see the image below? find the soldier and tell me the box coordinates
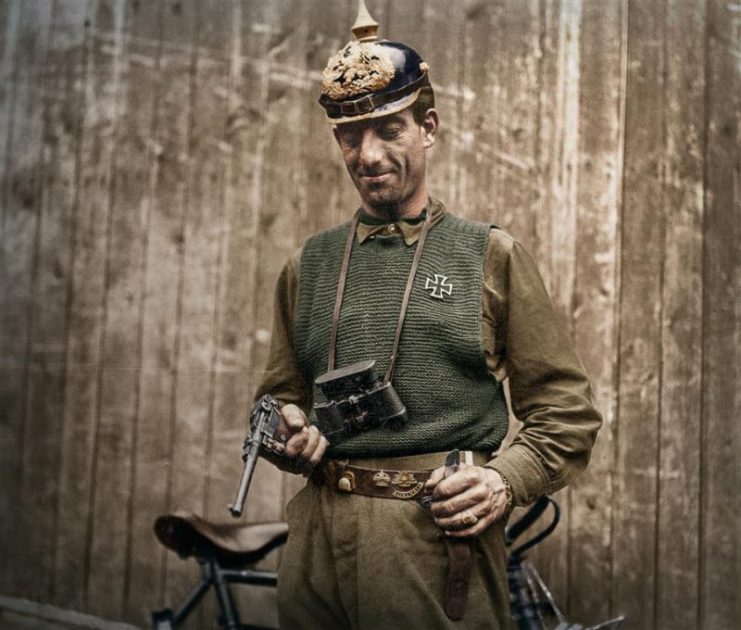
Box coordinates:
[255,2,602,628]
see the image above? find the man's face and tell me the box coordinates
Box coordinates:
[333,108,437,220]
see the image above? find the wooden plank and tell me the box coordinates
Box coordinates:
[567,0,625,624]
[655,1,706,628]
[17,0,89,604]
[458,0,542,236]
[0,0,21,224]
[87,369,139,618]
[542,0,581,308]
[123,0,197,624]
[18,365,66,600]
[611,0,665,626]
[85,0,161,619]
[0,0,24,596]
[28,0,88,367]
[163,0,232,620]
[700,0,741,627]
[0,0,54,598]
[526,0,582,611]
[53,0,128,612]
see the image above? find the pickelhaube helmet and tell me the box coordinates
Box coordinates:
[319,0,432,124]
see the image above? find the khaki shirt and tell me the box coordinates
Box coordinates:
[255,201,602,506]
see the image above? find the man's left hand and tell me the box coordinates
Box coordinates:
[425,465,510,537]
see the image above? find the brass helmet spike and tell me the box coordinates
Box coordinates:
[351,0,379,42]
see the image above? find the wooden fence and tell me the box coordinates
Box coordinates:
[0,0,738,628]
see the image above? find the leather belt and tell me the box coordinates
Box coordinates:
[312,451,489,501]
[314,459,434,500]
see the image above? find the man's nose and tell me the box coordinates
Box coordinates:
[357,130,383,167]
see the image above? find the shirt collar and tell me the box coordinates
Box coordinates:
[355,198,446,245]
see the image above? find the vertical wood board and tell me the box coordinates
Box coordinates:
[86,0,160,618]
[699,0,741,627]
[611,0,666,624]
[54,0,127,611]
[656,1,706,628]
[568,0,625,622]
[19,0,90,605]
[125,0,198,623]
[0,0,54,599]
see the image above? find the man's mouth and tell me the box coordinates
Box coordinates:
[359,171,394,183]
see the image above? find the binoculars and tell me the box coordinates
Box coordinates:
[313,360,407,443]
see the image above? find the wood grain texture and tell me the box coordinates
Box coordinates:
[0,0,25,596]
[124,0,197,624]
[568,0,625,623]
[528,1,583,611]
[700,0,741,628]
[19,0,89,605]
[656,2,706,628]
[162,0,231,623]
[0,0,54,600]
[611,0,665,625]
[54,0,126,611]
[85,0,159,618]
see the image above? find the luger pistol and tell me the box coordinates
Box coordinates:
[228,394,286,518]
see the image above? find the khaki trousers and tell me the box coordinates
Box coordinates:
[277,478,512,630]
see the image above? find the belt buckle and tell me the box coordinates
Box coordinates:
[342,94,375,116]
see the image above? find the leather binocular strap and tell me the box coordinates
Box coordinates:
[443,538,473,621]
[327,208,433,381]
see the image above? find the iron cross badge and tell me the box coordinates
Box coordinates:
[424,274,453,299]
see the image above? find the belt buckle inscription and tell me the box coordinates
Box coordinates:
[391,471,423,499]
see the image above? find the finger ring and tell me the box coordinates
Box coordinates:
[461,510,478,526]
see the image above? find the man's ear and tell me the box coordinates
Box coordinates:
[421,108,439,148]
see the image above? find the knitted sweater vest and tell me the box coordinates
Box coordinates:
[294,212,509,458]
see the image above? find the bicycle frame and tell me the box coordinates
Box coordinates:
[151,555,278,630]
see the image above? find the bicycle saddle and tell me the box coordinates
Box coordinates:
[154,512,289,567]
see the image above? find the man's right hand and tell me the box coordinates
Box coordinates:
[267,404,329,475]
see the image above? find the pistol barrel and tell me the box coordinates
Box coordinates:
[228,446,259,518]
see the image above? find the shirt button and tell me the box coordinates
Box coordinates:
[388,225,397,233]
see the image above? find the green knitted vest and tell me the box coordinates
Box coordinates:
[294,210,509,457]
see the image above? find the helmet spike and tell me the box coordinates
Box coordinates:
[351,0,379,42]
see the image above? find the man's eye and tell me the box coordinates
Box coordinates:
[379,126,402,140]
[339,133,361,148]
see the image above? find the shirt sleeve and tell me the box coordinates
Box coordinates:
[253,248,312,411]
[483,230,603,505]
